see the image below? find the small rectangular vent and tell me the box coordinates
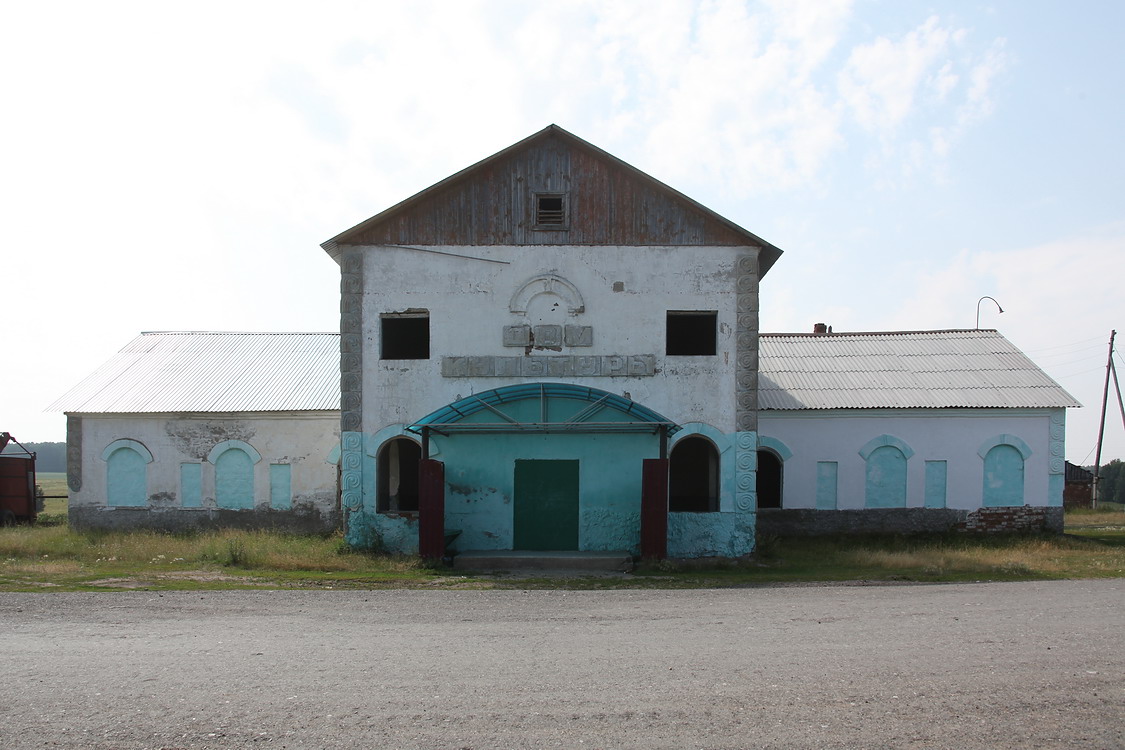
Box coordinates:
[534,193,568,229]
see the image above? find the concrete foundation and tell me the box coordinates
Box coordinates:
[68,505,340,534]
[757,506,1063,536]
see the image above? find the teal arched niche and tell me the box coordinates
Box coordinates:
[979,435,1031,507]
[101,439,153,507]
[860,435,913,509]
[207,440,262,510]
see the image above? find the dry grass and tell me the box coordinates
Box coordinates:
[842,535,1125,579]
[0,526,428,581]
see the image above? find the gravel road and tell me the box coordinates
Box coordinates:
[1,580,1122,749]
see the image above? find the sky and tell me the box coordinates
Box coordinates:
[2,0,1123,464]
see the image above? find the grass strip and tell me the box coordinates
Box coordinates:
[0,513,1122,591]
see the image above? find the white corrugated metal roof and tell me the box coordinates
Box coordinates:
[52,328,1078,415]
[760,329,1080,410]
[50,332,340,413]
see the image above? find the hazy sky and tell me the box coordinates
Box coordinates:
[3,1,1123,463]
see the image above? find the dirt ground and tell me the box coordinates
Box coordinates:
[1,579,1122,749]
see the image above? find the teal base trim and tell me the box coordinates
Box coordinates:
[347,508,419,553]
[668,512,756,558]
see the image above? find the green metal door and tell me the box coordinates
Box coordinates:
[514,459,579,550]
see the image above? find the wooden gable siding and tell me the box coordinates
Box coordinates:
[345,136,751,247]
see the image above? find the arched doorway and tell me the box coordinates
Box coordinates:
[377,438,421,513]
[669,436,719,512]
[756,450,782,508]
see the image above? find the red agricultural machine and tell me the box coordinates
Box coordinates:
[0,432,40,525]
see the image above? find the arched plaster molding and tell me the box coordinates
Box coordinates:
[670,422,732,455]
[101,439,153,464]
[368,424,436,459]
[757,435,793,462]
[509,274,585,315]
[858,434,915,460]
[977,434,1032,460]
[207,439,262,465]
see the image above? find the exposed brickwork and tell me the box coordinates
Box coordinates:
[956,506,1063,533]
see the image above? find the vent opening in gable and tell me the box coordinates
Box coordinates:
[534,193,567,228]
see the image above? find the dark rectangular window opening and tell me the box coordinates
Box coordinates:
[534,192,568,229]
[666,311,717,355]
[381,314,429,360]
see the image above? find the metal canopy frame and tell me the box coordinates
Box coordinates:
[406,382,681,438]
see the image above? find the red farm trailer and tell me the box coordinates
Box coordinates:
[0,432,40,525]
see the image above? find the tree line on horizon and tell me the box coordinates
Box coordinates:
[0,441,66,472]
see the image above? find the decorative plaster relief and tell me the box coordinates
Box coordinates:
[1048,411,1065,475]
[533,325,563,348]
[66,415,82,492]
[340,250,363,434]
[734,431,757,511]
[734,252,759,432]
[503,325,531,346]
[442,355,656,377]
[564,325,593,347]
[509,274,585,315]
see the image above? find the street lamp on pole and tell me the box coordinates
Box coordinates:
[976,296,1004,329]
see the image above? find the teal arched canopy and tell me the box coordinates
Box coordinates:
[409,383,680,435]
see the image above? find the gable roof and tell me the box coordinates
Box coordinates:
[759,329,1080,410]
[322,124,783,275]
[49,332,340,414]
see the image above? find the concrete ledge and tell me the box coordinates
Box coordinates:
[453,550,634,573]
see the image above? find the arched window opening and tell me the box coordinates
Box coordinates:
[669,437,719,512]
[983,444,1025,507]
[378,438,421,513]
[756,450,783,508]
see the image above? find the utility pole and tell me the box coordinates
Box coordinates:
[1093,329,1116,508]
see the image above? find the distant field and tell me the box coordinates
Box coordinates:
[35,472,67,516]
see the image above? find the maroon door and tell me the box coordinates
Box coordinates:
[418,459,445,559]
[640,458,669,559]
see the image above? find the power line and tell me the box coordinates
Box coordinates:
[1024,335,1110,354]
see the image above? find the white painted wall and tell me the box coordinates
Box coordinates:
[759,409,1059,509]
[71,412,340,512]
[360,244,756,431]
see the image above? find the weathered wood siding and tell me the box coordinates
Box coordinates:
[342,133,751,247]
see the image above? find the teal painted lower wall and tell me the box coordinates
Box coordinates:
[668,512,756,557]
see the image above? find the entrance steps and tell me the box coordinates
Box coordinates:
[452,550,634,573]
